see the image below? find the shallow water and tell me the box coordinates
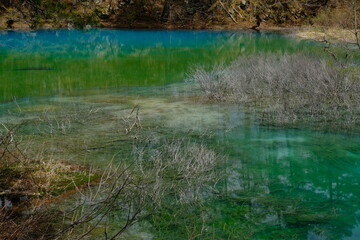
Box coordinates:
[0,30,360,240]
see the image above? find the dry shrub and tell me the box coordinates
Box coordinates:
[192,54,360,128]
[56,139,222,239]
[135,139,221,202]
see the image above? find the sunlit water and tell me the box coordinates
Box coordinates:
[0,30,359,240]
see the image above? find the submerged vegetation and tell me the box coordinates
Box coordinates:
[193,53,360,131]
[0,96,225,239]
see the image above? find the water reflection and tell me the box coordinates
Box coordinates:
[216,126,360,239]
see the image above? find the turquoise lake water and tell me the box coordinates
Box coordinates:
[0,29,359,240]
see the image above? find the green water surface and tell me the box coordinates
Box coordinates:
[0,29,318,102]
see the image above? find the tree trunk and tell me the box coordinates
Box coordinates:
[161,0,171,22]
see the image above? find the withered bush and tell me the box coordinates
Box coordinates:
[192,54,360,128]
[56,139,222,239]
